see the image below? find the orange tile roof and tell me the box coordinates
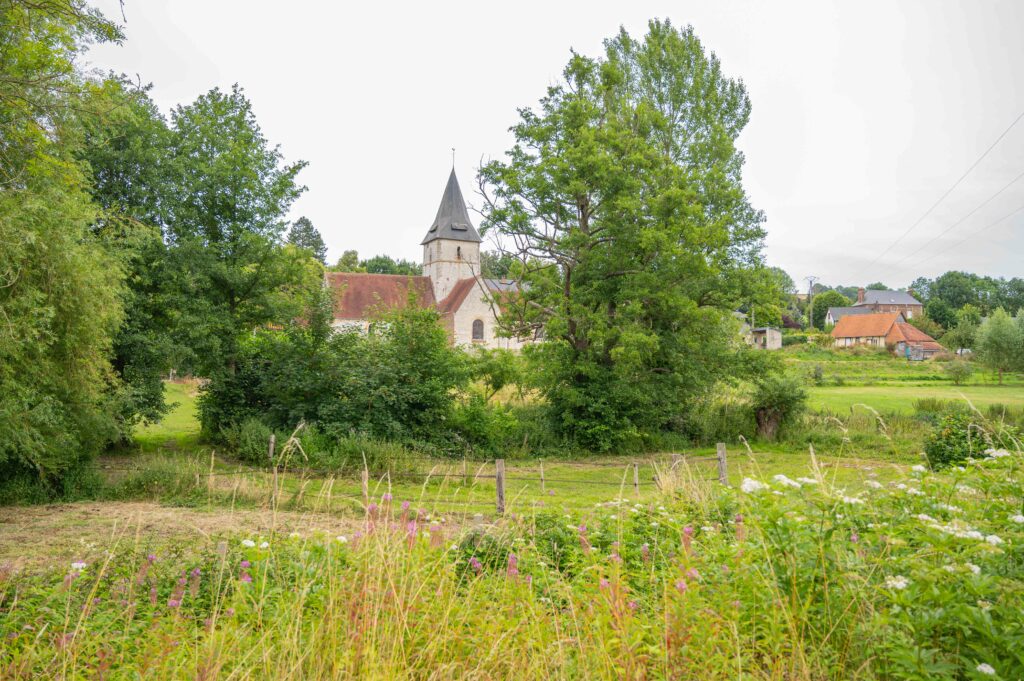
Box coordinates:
[830,312,903,339]
[324,272,435,319]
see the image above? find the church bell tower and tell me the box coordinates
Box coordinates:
[421,169,481,302]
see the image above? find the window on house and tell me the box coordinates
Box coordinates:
[472,319,484,341]
[457,246,462,260]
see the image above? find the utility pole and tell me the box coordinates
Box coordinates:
[805,276,819,329]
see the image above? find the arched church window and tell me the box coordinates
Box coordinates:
[472,319,484,341]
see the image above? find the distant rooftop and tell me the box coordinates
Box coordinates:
[855,289,921,306]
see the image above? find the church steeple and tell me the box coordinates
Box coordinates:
[421,169,482,245]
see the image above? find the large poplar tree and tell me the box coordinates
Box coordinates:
[480,20,768,450]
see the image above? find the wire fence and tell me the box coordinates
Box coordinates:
[94,443,732,518]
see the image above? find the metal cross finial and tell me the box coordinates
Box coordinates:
[451,147,455,168]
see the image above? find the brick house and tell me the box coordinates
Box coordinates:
[830,312,942,359]
[852,288,923,319]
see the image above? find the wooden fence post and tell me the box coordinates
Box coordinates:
[268,434,277,504]
[716,443,728,485]
[462,457,468,486]
[633,462,640,498]
[495,459,506,515]
[539,461,546,495]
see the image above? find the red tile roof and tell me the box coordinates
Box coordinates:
[830,312,904,339]
[324,272,435,319]
[438,278,477,314]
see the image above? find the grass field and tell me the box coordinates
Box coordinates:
[133,381,202,452]
[808,383,1024,414]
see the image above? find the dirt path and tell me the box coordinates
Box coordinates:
[0,501,365,572]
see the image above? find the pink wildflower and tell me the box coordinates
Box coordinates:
[641,543,651,563]
[686,568,700,580]
[507,553,519,578]
[682,526,694,555]
[469,556,482,575]
[599,578,610,590]
[850,532,860,543]
[167,598,181,608]
[149,586,157,605]
[675,579,688,594]
[239,572,252,583]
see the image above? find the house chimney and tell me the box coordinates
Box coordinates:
[857,287,865,304]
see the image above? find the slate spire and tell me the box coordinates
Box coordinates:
[421,169,482,245]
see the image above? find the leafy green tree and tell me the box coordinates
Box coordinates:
[974,308,1023,384]
[164,85,311,376]
[811,290,850,330]
[480,251,516,279]
[924,298,954,329]
[361,254,422,275]
[907,314,944,339]
[287,216,327,264]
[751,374,807,440]
[331,250,364,272]
[480,20,766,450]
[865,282,888,290]
[0,0,126,488]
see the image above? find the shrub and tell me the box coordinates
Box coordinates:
[235,418,274,464]
[924,412,991,468]
[782,333,808,347]
[750,374,807,440]
[944,360,974,385]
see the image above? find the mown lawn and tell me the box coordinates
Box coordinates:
[133,381,202,452]
[808,384,1024,414]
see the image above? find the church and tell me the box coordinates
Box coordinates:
[325,169,528,350]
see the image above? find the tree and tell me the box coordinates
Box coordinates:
[331,250,363,272]
[865,282,888,290]
[751,374,807,440]
[974,308,1022,384]
[480,250,516,279]
[1,0,127,488]
[287,216,327,264]
[907,314,944,339]
[925,298,955,330]
[810,290,850,330]
[164,85,311,376]
[480,20,766,450]
[361,254,422,275]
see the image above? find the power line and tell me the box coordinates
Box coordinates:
[866,107,1024,271]
[913,200,1024,268]
[891,166,1024,266]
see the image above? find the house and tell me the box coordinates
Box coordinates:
[852,287,923,319]
[825,306,875,326]
[830,312,942,359]
[749,327,782,350]
[325,169,529,350]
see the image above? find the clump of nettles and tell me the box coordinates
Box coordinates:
[924,410,1021,468]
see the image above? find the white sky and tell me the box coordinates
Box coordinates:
[85,0,1024,290]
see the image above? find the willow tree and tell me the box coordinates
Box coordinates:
[480,20,768,450]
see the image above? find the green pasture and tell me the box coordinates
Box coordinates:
[808,384,1024,414]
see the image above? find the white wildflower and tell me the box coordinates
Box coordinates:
[740,478,767,494]
[773,474,802,489]
[894,483,907,490]
[70,561,87,571]
[650,521,659,527]
[986,448,1011,459]
[241,539,256,548]
[935,503,962,513]
[796,476,818,485]
[864,480,883,489]
[288,532,302,539]
[1011,514,1024,524]
[259,541,269,549]
[884,575,910,590]
[977,600,992,611]
[701,525,716,533]
[985,534,1004,546]
[916,514,936,523]
[841,496,864,505]
[906,488,924,496]
[967,563,981,575]
[609,514,617,520]
[976,662,996,675]
[335,535,348,544]
[911,464,927,473]
[942,565,957,573]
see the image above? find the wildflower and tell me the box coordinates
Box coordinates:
[773,474,801,489]
[864,480,883,489]
[259,541,269,549]
[336,535,348,544]
[1011,514,1024,524]
[650,521,659,528]
[241,539,256,548]
[906,488,924,496]
[686,568,700,580]
[916,514,936,523]
[640,543,650,563]
[985,534,1004,546]
[884,575,910,590]
[985,448,1011,459]
[740,478,766,494]
[382,492,393,502]
[841,496,864,505]
[942,565,957,573]
[147,553,157,563]
[149,586,158,605]
[239,573,252,583]
[70,561,87,571]
[288,532,301,539]
[977,600,992,611]
[850,532,859,543]
[911,464,927,473]
[507,553,519,578]
[240,560,251,568]
[167,598,181,608]
[675,579,687,594]
[469,556,482,575]
[976,663,996,675]
[796,476,818,485]
[967,563,981,575]
[599,578,610,590]
[628,600,638,612]
[935,503,962,513]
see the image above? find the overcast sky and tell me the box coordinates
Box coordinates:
[86,0,1024,290]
